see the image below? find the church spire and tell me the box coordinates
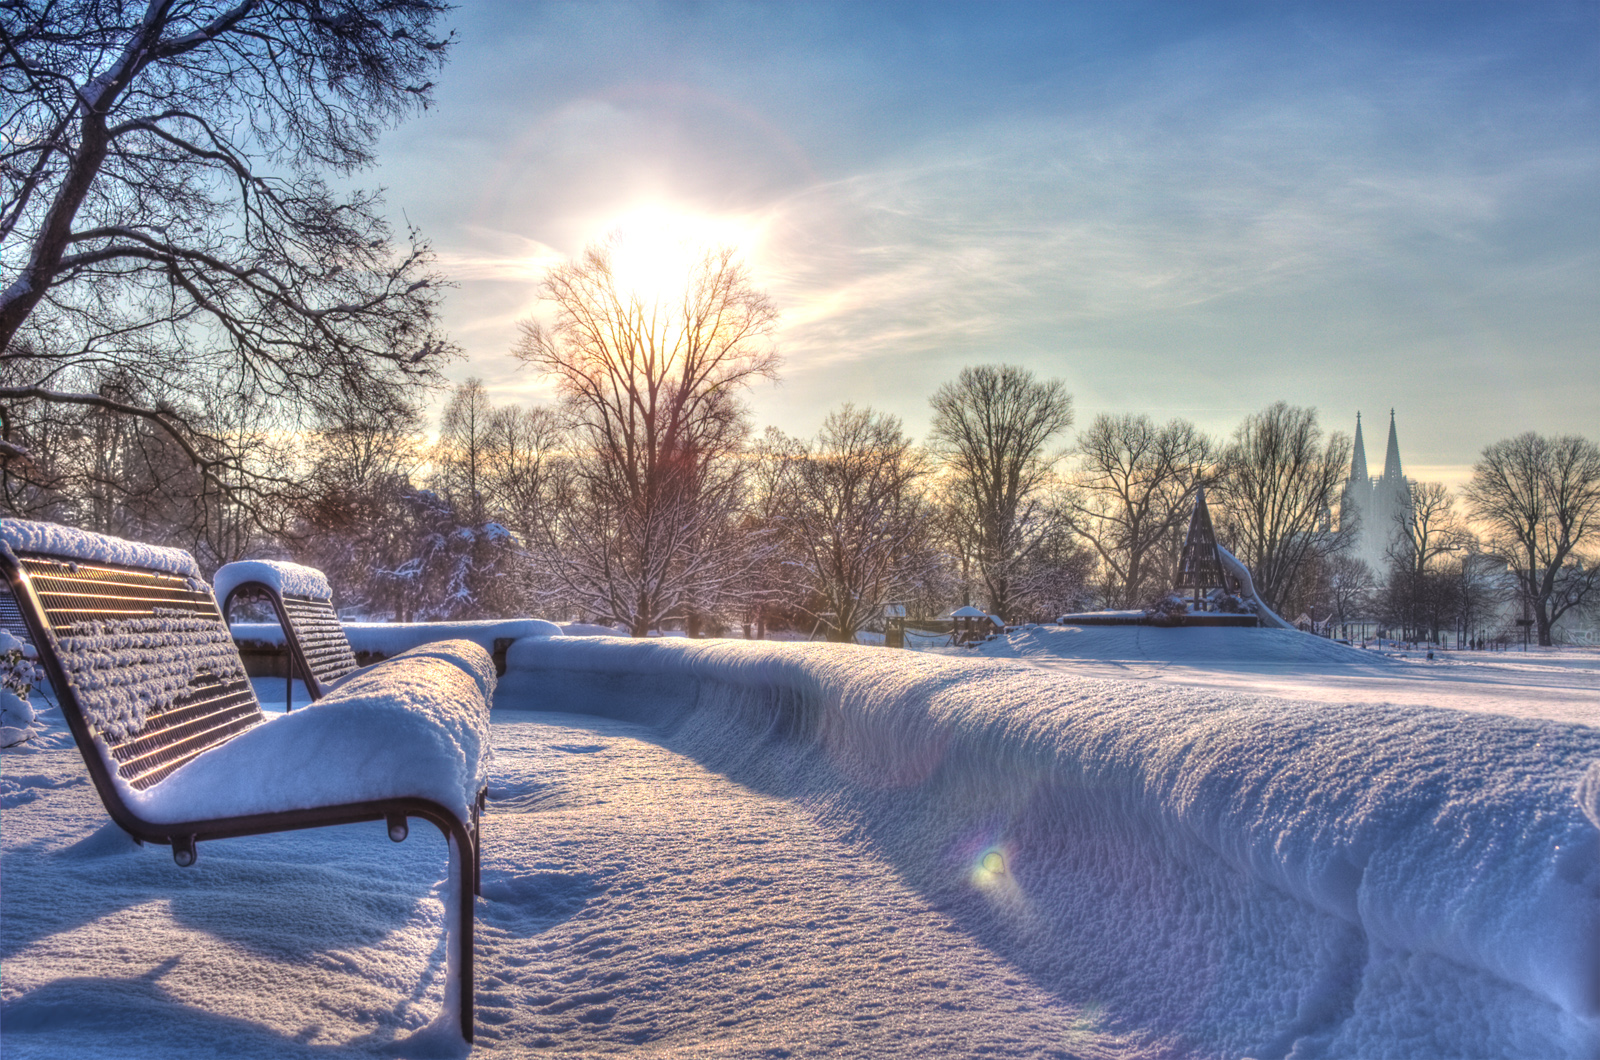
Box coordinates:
[1382,408,1403,483]
[1350,411,1369,483]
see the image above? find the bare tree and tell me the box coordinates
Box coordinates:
[1464,432,1600,646]
[1,0,456,508]
[1067,413,1213,608]
[296,394,428,618]
[1387,481,1464,577]
[1213,402,1351,613]
[485,403,566,550]
[927,365,1073,620]
[434,379,497,527]
[512,235,779,635]
[1324,552,1375,640]
[773,405,933,642]
[1377,480,1466,641]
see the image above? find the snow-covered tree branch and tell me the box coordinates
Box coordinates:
[0,0,457,507]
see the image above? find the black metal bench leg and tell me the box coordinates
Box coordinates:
[453,827,475,1044]
[472,789,485,897]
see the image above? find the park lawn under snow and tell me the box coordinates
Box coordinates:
[3,627,1598,1058]
[961,624,1600,729]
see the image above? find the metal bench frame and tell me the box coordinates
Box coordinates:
[219,575,359,703]
[4,545,484,1043]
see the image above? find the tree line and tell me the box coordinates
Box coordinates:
[9,228,1594,645]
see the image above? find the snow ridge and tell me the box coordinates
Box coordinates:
[1,518,201,579]
[502,636,1600,1058]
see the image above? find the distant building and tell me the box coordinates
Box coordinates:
[1339,410,1411,574]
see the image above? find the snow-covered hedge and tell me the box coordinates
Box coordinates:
[499,636,1600,1058]
[230,618,561,661]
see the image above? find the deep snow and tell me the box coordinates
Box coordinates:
[3,626,1597,1058]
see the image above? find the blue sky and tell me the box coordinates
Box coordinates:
[376,1,1599,484]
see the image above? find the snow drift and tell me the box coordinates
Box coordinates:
[500,636,1600,1058]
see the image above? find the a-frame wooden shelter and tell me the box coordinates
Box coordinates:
[1173,487,1225,608]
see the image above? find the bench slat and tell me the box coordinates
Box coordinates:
[20,555,265,790]
[280,595,358,688]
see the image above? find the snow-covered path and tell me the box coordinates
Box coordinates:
[2,703,1108,1059]
[476,709,1104,1057]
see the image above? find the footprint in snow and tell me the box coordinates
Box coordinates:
[479,871,604,937]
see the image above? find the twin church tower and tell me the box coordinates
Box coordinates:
[1339,410,1411,573]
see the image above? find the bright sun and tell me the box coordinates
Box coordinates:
[603,205,758,306]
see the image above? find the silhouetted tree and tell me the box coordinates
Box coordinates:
[1,0,456,512]
[1213,403,1351,613]
[1464,432,1600,646]
[1067,413,1213,608]
[771,405,934,642]
[928,365,1073,621]
[513,235,778,634]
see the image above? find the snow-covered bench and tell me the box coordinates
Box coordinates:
[214,559,359,702]
[0,519,492,1044]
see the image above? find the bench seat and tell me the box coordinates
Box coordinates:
[119,640,493,825]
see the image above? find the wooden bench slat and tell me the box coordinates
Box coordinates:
[19,555,264,789]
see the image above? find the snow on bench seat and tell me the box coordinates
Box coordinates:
[121,640,494,824]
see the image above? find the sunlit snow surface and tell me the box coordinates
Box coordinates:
[974,624,1600,728]
[4,628,1598,1058]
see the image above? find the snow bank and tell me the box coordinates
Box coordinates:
[229,619,560,661]
[996,622,1378,668]
[124,640,495,823]
[213,559,334,604]
[501,637,1600,1058]
[0,518,200,579]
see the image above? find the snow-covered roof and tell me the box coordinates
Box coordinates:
[214,559,334,605]
[1,518,200,579]
[949,605,988,618]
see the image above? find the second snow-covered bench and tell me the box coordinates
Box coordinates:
[215,559,359,703]
[0,519,492,1043]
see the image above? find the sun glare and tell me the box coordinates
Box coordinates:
[602,205,759,306]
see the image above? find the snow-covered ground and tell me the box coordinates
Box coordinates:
[959,624,1600,728]
[4,629,1598,1058]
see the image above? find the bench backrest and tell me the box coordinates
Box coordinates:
[272,593,359,694]
[3,537,264,794]
[216,561,358,698]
